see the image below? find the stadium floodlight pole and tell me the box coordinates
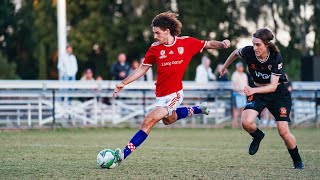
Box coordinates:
[57,0,67,76]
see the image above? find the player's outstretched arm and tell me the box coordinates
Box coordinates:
[205,39,230,49]
[113,64,150,97]
[219,49,239,77]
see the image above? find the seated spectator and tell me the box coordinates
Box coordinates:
[215,64,229,81]
[129,60,145,81]
[80,68,95,81]
[111,53,130,80]
[96,75,103,81]
[141,57,153,82]
[195,56,216,83]
[129,60,140,74]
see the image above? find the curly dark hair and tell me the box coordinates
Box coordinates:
[151,12,182,36]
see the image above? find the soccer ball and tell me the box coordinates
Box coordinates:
[97,149,117,169]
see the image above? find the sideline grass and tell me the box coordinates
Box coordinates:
[0,128,319,179]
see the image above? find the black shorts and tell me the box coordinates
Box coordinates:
[244,83,291,122]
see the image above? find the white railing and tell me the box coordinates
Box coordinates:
[0,80,319,128]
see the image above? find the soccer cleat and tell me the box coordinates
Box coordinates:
[293,161,305,169]
[248,133,265,155]
[199,102,210,115]
[114,148,124,164]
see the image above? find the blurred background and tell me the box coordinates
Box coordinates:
[0,0,319,128]
[0,0,319,81]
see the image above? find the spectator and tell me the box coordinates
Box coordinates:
[80,68,95,81]
[215,64,229,81]
[129,59,154,82]
[129,60,140,74]
[129,60,144,81]
[231,62,248,128]
[140,57,153,82]
[111,53,130,80]
[96,75,103,81]
[195,56,216,83]
[57,45,78,81]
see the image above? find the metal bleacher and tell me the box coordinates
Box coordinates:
[0,80,319,128]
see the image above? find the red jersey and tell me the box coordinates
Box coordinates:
[142,36,207,97]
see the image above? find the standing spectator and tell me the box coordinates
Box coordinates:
[231,62,248,128]
[215,64,229,81]
[195,56,216,83]
[111,53,130,80]
[57,45,78,81]
[80,68,95,81]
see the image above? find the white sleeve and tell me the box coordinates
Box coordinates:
[195,65,202,82]
[231,73,236,88]
[71,55,78,76]
[57,55,65,73]
[74,56,78,74]
[207,67,216,80]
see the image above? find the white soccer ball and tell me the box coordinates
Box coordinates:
[97,149,117,169]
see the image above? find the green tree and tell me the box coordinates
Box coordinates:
[0,0,51,79]
[0,52,19,79]
[32,1,57,79]
[178,0,248,79]
[310,0,320,55]
[66,0,169,79]
[242,0,319,80]
[0,0,19,79]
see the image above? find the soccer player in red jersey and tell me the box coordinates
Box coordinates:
[112,12,230,165]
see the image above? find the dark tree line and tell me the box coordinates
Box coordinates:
[0,0,318,80]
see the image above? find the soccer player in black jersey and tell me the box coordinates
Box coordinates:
[220,28,304,169]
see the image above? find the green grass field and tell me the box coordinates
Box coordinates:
[0,127,319,179]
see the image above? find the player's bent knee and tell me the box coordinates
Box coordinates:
[242,123,250,130]
[241,119,251,128]
[162,114,176,125]
[162,119,170,125]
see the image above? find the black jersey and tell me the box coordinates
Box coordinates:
[238,46,287,84]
